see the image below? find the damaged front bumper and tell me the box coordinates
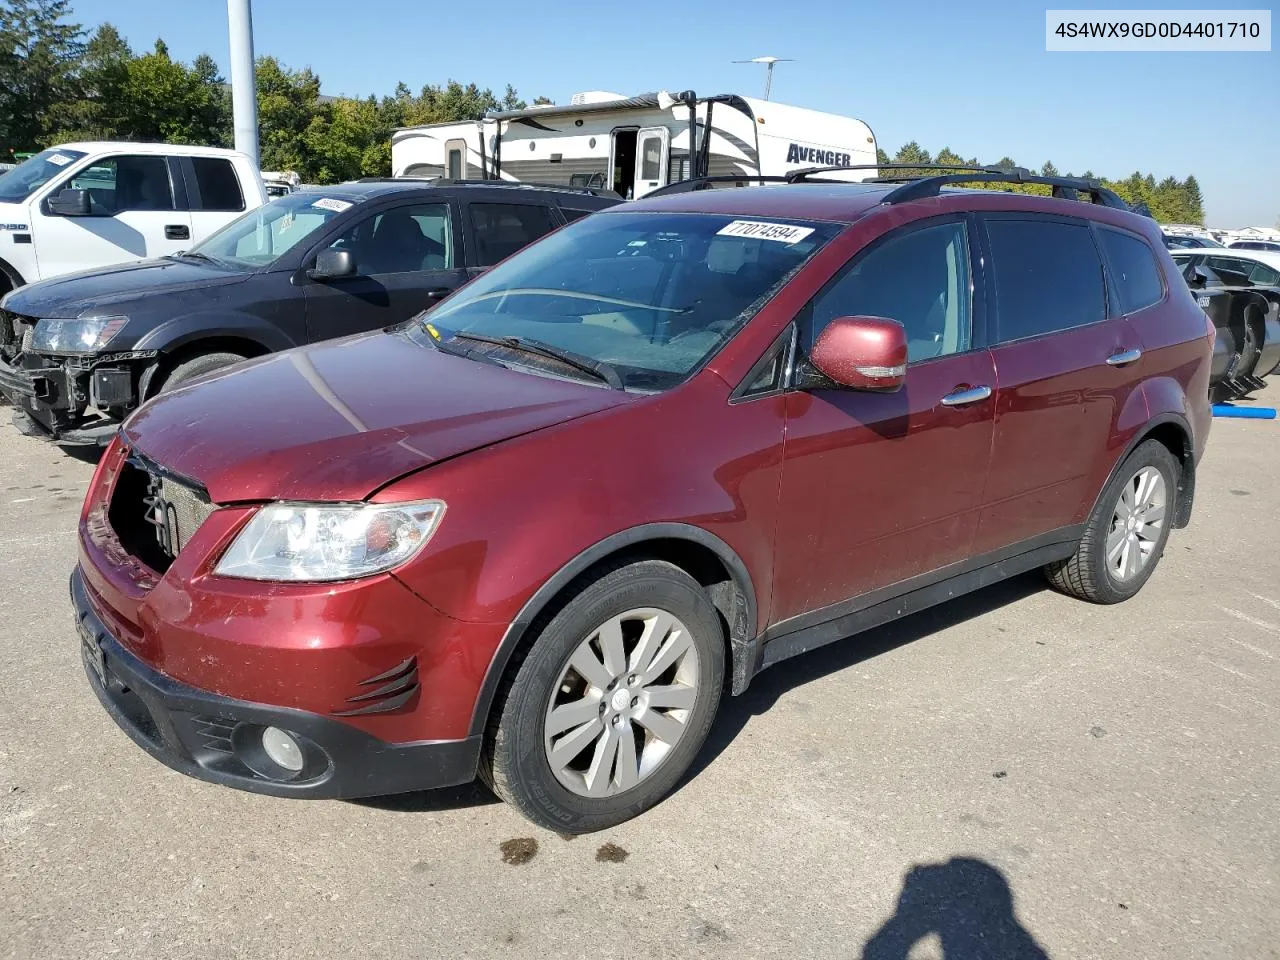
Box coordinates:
[0,350,156,445]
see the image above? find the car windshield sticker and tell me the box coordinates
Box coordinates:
[716,220,815,245]
[311,197,353,213]
[47,153,73,166]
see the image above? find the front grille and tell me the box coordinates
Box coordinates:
[108,454,216,572]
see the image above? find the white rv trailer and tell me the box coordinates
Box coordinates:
[391,90,878,199]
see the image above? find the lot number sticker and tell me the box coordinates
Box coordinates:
[47,154,73,166]
[311,197,353,213]
[717,220,815,244]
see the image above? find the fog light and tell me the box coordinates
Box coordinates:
[261,726,304,772]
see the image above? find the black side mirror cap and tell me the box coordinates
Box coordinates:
[307,248,356,281]
[48,188,91,217]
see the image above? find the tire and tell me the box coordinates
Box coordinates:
[480,559,726,833]
[155,351,246,395]
[1044,440,1180,604]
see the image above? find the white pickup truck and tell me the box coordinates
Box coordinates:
[0,142,266,296]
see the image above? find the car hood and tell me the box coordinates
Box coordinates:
[121,330,630,503]
[3,257,248,317]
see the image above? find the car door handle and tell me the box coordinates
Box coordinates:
[424,287,451,300]
[1106,348,1142,366]
[940,385,993,407]
[165,224,190,240]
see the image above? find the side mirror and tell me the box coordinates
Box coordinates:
[48,188,91,217]
[808,315,908,392]
[307,248,357,281]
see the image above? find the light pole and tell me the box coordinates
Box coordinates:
[732,56,795,101]
[227,0,259,168]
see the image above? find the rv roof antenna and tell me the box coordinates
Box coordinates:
[732,56,795,100]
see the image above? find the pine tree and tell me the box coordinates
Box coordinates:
[0,0,86,149]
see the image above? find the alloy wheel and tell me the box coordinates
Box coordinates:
[1107,466,1167,582]
[543,607,700,798]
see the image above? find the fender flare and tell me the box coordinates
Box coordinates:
[1087,412,1196,529]
[465,522,759,738]
[133,312,296,355]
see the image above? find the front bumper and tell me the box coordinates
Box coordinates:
[72,567,483,799]
[0,353,137,444]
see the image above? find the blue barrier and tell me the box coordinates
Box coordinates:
[1211,404,1277,419]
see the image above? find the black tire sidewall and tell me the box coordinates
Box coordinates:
[491,561,725,833]
[1091,441,1180,602]
[158,352,245,394]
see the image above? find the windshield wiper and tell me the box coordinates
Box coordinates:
[170,250,223,266]
[452,332,625,390]
[428,334,508,369]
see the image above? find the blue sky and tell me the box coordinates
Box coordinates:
[72,0,1278,227]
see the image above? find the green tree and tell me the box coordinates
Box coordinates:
[116,39,229,144]
[48,21,130,139]
[1040,160,1058,177]
[0,0,86,149]
[875,147,890,167]
[255,55,323,177]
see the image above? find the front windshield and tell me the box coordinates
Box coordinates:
[423,211,841,391]
[0,148,87,203]
[190,191,362,267]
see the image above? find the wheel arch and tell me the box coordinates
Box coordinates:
[0,256,25,295]
[466,523,759,738]
[138,329,282,398]
[1092,413,1196,530]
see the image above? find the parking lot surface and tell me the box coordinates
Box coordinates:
[2,388,1278,960]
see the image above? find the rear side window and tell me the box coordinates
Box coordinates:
[191,158,244,212]
[986,218,1106,342]
[1098,228,1164,313]
[469,202,557,267]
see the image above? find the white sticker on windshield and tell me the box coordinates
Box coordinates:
[716,220,814,245]
[47,153,73,166]
[311,197,352,213]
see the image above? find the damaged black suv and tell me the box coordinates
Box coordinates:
[0,178,619,444]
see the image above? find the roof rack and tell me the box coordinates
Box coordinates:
[642,164,1133,211]
[353,177,622,199]
[644,175,793,198]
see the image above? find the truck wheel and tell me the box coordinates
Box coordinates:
[1044,440,1180,604]
[156,352,246,395]
[480,559,725,833]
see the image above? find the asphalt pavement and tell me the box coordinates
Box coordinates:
[2,386,1278,959]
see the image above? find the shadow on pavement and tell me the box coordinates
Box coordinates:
[862,856,1049,959]
[353,573,1044,817]
[348,779,499,813]
[691,571,1046,778]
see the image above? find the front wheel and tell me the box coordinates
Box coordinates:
[1044,440,1180,604]
[480,559,726,833]
[155,351,247,395]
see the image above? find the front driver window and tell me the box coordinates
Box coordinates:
[66,155,174,214]
[327,203,453,275]
[806,220,972,363]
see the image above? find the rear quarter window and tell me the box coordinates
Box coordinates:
[985,218,1106,343]
[191,157,245,212]
[1098,228,1164,313]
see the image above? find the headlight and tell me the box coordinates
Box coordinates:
[31,316,128,354]
[215,500,446,582]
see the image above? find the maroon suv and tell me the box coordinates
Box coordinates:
[73,173,1212,832]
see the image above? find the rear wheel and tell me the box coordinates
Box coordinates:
[155,351,246,395]
[480,559,725,833]
[1044,440,1180,604]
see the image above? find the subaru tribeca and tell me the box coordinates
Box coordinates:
[72,171,1212,832]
